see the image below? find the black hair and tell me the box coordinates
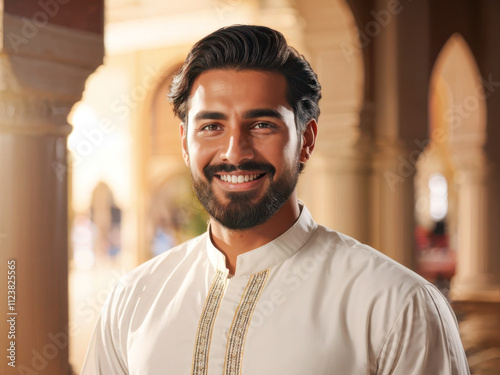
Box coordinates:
[168,25,321,134]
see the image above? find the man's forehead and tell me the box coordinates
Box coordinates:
[188,69,288,107]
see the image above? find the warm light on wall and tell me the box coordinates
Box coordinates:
[67,102,99,148]
[428,173,448,222]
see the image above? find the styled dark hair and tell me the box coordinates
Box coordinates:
[168,25,321,134]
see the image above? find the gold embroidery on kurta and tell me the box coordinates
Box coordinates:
[192,270,227,375]
[224,269,270,375]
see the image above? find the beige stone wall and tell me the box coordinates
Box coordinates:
[1,4,104,374]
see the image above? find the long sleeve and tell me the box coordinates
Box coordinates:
[376,284,470,375]
[80,284,128,375]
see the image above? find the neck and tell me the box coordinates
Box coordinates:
[209,192,301,275]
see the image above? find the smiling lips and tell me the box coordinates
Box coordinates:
[217,173,266,183]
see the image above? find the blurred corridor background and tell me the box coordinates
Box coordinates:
[1,0,500,374]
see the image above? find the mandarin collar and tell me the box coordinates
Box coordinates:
[206,203,318,277]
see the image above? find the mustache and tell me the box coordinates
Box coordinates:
[203,161,276,180]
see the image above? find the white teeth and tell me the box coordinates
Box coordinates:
[220,174,262,183]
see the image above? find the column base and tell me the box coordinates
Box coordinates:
[452,300,500,375]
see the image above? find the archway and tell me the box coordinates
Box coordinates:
[429,33,487,296]
[150,64,183,157]
[69,181,124,370]
[143,65,207,259]
[413,35,469,295]
[427,33,500,372]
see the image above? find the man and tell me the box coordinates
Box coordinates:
[82,25,469,374]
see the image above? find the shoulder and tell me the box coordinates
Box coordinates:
[310,224,428,291]
[107,232,208,308]
[126,232,206,281]
[305,226,464,368]
[306,225,437,326]
[376,283,468,373]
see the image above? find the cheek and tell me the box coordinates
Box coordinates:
[262,144,297,171]
[279,132,300,160]
[188,139,217,172]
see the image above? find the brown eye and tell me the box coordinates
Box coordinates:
[200,124,221,131]
[253,122,274,129]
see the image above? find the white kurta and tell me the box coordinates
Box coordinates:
[81,205,470,375]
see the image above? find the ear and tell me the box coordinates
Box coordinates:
[180,122,189,166]
[300,119,318,163]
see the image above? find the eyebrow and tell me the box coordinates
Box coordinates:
[243,108,283,120]
[194,111,227,122]
[193,108,284,122]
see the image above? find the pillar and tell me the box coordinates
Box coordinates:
[0,2,103,374]
[371,140,420,267]
[362,0,431,267]
[451,155,500,375]
[295,0,371,243]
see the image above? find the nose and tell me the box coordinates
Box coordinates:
[219,130,254,164]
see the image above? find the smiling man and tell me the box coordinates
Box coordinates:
[183,68,312,275]
[82,25,469,374]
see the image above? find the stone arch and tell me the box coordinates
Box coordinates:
[150,63,184,157]
[435,32,500,374]
[141,61,188,187]
[413,34,483,287]
[428,33,500,371]
[89,181,122,263]
[431,34,487,154]
[429,33,488,296]
[142,62,207,259]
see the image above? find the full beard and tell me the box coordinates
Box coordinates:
[191,160,300,231]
